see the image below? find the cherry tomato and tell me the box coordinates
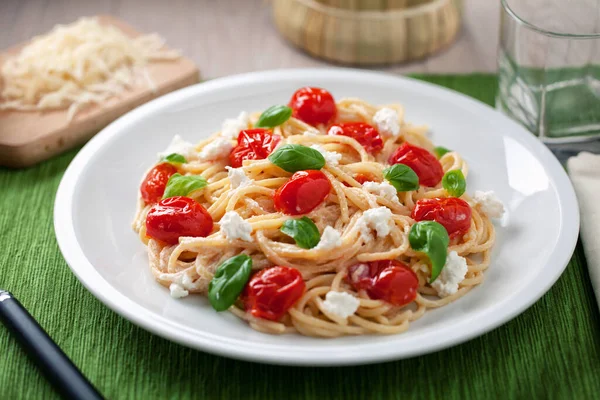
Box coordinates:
[288,87,337,126]
[411,197,472,239]
[274,170,332,215]
[140,163,178,204]
[146,196,213,245]
[241,266,306,321]
[328,122,383,155]
[388,142,443,187]
[229,128,281,168]
[343,173,375,187]
[347,260,418,307]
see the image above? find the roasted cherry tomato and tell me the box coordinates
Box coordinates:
[343,173,375,187]
[388,142,443,187]
[274,170,332,215]
[288,87,337,126]
[347,260,418,307]
[229,128,281,168]
[146,196,213,245]
[140,163,178,204]
[241,266,306,321]
[411,197,472,239]
[328,122,383,155]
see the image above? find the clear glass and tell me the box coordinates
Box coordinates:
[497,0,600,157]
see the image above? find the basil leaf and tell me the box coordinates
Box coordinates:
[409,221,449,283]
[383,164,419,192]
[268,144,325,172]
[163,173,207,199]
[280,217,321,249]
[161,153,187,164]
[442,170,466,197]
[255,105,293,128]
[208,255,253,311]
[434,146,451,159]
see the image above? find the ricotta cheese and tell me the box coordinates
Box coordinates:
[199,137,233,161]
[358,206,394,241]
[314,226,342,250]
[322,291,360,318]
[220,211,253,242]
[221,111,249,139]
[363,181,399,203]
[226,166,252,189]
[431,251,468,297]
[373,107,401,137]
[310,144,342,166]
[157,135,197,160]
[473,190,505,219]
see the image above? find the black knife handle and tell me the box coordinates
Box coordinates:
[0,290,103,400]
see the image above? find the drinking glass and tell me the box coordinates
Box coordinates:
[497,0,600,156]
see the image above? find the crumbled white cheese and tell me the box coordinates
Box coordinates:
[322,291,360,319]
[157,135,197,160]
[199,137,233,161]
[310,144,342,166]
[161,272,196,298]
[226,166,252,189]
[473,190,505,219]
[373,107,400,137]
[169,283,189,299]
[219,211,253,242]
[358,206,394,241]
[314,226,342,250]
[221,111,249,139]
[431,251,468,297]
[327,126,344,136]
[363,181,399,203]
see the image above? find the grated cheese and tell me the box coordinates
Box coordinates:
[0,17,180,121]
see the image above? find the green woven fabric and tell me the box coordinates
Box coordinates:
[1,74,599,400]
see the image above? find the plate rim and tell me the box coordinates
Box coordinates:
[54,68,580,366]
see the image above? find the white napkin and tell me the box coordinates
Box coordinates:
[568,152,600,306]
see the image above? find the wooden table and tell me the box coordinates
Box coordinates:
[1,0,500,78]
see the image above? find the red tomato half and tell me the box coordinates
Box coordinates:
[411,197,472,239]
[140,163,178,204]
[328,122,383,155]
[146,196,214,245]
[288,87,337,126]
[347,260,418,307]
[388,142,443,187]
[273,170,332,215]
[242,266,306,321]
[229,128,281,168]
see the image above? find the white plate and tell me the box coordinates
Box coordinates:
[54,69,579,366]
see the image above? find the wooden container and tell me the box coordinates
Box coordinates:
[272,0,463,65]
[314,0,433,10]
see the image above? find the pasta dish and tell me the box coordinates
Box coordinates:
[132,87,504,337]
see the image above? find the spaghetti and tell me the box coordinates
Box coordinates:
[133,89,501,337]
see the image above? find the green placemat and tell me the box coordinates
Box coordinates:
[1,74,599,400]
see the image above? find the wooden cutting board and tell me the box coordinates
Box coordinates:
[0,15,200,168]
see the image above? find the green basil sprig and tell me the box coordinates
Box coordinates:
[383,164,419,192]
[268,144,325,172]
[161,153,187,164]
[255,105,293,128]
[280,217,321,249]
[409,221,449,283]
[163,173,207,199]
[434,146,451,159]
[442,170,466,197]
[208,255,253,311]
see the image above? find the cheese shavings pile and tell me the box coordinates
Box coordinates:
[0,17,181,121]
